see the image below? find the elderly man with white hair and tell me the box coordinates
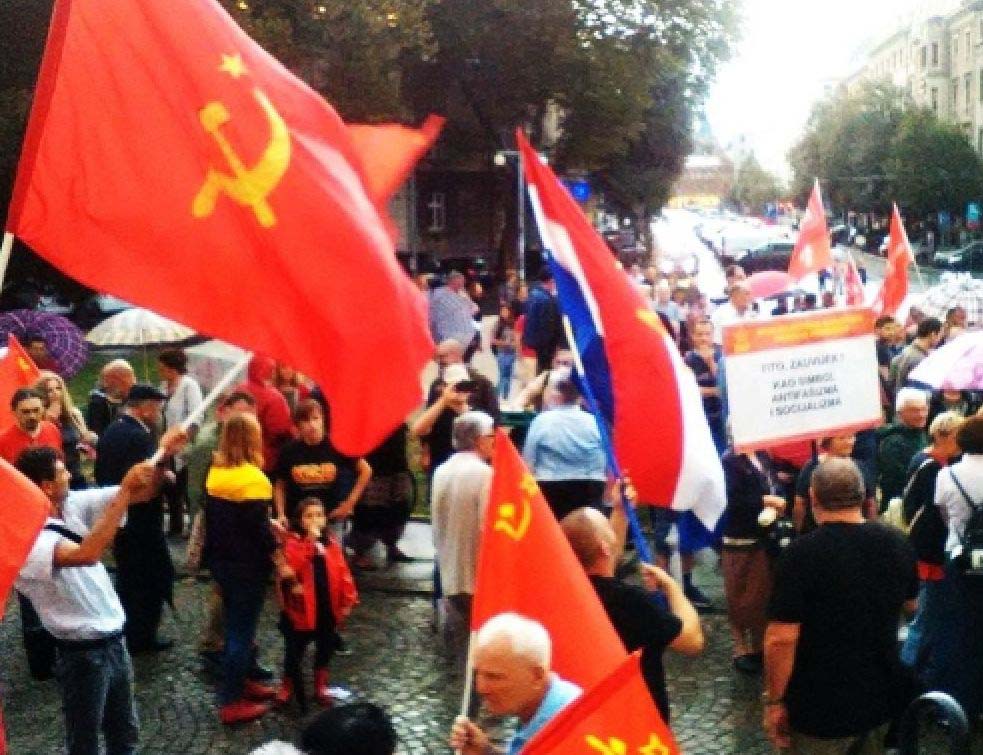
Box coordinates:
[878,388,930,509]
[431,411,496,658]
[449,613,581,755]
[710,279,756,345]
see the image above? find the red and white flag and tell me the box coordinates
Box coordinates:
[788,179,833,280]
[873,203,914,317]
[844,253,865,307]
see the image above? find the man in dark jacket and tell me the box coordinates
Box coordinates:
[522,268,562,373]
[877,388,930,508]
[95,384,176,653]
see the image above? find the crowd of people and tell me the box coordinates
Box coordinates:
[2,253,983,755]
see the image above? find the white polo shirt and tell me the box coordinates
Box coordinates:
[15,487,125,641]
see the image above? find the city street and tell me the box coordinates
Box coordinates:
[0,525,775,754]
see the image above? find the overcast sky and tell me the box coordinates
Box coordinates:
[704,0,960,178]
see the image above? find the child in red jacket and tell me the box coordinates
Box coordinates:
[275,497,357,710]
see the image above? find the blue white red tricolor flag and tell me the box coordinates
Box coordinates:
[517,131,725,529]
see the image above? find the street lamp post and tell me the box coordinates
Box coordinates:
[495,149,525,282]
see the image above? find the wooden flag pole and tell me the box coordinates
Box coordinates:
[453,631,478,754]
[0,232,15,296]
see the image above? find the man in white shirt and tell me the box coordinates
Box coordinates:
[711,280,757,344]
[430,411,495,660]
[15,431,183,755]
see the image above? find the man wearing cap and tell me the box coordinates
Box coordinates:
[95,384,176,653]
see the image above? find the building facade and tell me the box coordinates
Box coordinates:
[844,1,983,150]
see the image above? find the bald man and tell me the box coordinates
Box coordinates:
[561,507,703,721]
[86,359,136,436]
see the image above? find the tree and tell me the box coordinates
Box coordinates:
[788,82,904,213]
[887,108,983,217]
[729,152,784,214]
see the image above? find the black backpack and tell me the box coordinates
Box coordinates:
[19,523,84,680]
[904,459,947,567]
[950,470,983,581]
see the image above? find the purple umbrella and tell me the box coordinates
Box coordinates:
[0,310,89,379]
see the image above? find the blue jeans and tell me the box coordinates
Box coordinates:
[212,564,268,705]
[55,636,138,755]
[496,351,516,399]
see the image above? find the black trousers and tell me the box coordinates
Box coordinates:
[538,479,606,521]
[278,614,337,710]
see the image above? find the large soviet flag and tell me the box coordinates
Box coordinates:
[5,0,441,455]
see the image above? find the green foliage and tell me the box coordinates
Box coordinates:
[729,152,784,214]
[887,109,983,216]
[789,82,983,219]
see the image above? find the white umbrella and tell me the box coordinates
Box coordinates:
[918,274,983,327]
[909,330,983,390]
[86,308,195,347]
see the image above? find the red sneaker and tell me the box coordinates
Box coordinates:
[314,668,332,707]
[219,699,270,725]
[243,679,277,701]
[274,678,293,706]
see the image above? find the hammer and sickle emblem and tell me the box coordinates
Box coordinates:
[192,88,291,228]
[493,497,532,541]
[585,735,628,755]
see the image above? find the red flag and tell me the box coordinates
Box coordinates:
[0,336,41,435]
[472,429,625,690]
[788,179,833,280]
[6,0,441,456]
[348,116,444,208]
[844,253,865,307]
[517,132,724,530]
[523,652,680,755]
[0,457,50,617]
[873,203,913,317]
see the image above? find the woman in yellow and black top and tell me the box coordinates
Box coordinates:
[202,413,277,725]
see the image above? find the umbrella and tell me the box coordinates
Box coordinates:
[0,310,89,378]
[908,330,983,390]
[918,274,983,327]
[746,270,794,300]
[86,308,195,347]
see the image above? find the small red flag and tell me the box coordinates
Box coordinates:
[6,0,441,456]
[844,254,865,307]
[472,429,625,690]
[0,336,41,435]
[873,203,913,317]
[522,652,680,755]
[0,457,50,617]
[788,179,833,280]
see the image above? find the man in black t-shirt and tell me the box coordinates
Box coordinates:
[272,399,372,525]
[560,507,704,721]
[764,458,918,752]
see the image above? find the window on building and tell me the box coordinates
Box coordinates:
[933,42,940,66]
[967,73,973,112]
[954,78,960,107]
[921,46,928,68]
[932,86,939,113]
[427,192,446,233]
[980,69,983,101]
[968,31,973,60]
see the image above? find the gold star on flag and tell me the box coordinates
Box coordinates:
[638,734,670,755]
[219,53,247,78]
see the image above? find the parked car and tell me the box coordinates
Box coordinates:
[733,240,796,274]
[933,241,983,271]
[877,238,931,263]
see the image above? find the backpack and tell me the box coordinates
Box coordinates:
[904,459,947,566]
[949,470,983,580]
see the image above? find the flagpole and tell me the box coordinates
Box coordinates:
[454,630,478,755]
[562,316,653,564]
[0,232,15,297]
[148,350,252,465]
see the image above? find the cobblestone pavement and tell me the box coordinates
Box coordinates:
[1,531,783,755]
